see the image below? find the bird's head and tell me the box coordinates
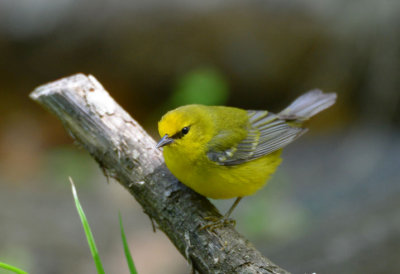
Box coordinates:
[157,105,212,151]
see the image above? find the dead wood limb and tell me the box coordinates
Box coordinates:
[30,74,290,274]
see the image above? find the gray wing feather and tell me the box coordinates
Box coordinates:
[207,110,306,166]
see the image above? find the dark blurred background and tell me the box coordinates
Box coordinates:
[1,0,399,273]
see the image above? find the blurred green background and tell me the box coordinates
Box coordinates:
[1,1,399,273]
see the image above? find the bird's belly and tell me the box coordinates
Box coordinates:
[164,150,282,199]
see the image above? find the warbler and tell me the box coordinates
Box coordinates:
[156,90,336,226]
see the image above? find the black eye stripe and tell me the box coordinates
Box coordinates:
[171,126,190,139]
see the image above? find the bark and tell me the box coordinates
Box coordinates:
[30,73,290,274]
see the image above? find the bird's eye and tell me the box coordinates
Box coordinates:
[181,126,190,136]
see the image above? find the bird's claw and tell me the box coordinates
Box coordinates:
[200,216,236,231]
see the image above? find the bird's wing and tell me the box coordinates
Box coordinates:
[207,110,306,166]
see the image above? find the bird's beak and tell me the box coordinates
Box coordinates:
[156,134,174,149]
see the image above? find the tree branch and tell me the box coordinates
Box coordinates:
[30,74,290,274]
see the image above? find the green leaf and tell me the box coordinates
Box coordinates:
[119,213,138,274]
[170,67,229,106]
[0,261,28,274]
[69,177,105,274]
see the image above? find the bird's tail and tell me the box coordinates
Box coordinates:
[279,89,337,122]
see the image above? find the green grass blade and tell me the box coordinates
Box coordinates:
[119,213,138,274]
[0,261,28,274]
[69,177,105,274]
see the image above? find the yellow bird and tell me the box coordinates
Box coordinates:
[157,90,336,225]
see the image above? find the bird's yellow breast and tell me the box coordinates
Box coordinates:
[163,147,282,199]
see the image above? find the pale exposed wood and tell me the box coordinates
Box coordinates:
[30,74,290,274]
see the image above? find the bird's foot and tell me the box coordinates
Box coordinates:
[200,216,236,231]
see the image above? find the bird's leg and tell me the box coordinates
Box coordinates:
[224,197,242,219]
[201,197,243,231]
